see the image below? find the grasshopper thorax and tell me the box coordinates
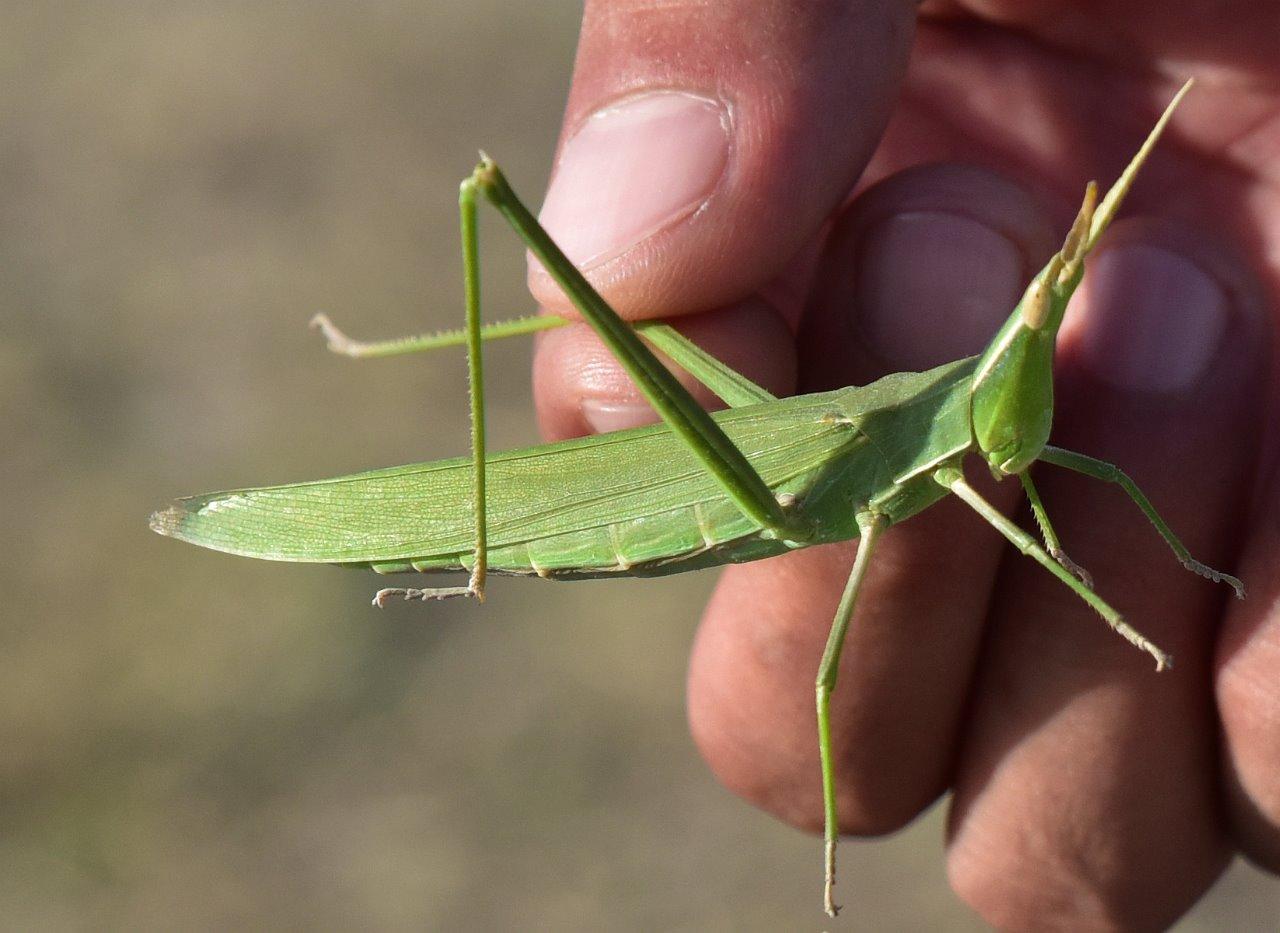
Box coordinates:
[970,184,1095,476]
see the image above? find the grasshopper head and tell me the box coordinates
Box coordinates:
[968,80,1192,476]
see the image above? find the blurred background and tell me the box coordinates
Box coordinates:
[2,3,1276,929]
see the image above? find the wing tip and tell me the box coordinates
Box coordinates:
[148,501,190,539]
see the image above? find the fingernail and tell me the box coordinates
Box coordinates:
[856,212,1024,371]
[538,92,730,270]
[580,399,657,433]
[1076,244,1228,394]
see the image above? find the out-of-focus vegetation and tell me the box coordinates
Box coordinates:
[1,4,1275,929]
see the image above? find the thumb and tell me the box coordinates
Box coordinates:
[529,0,916,320]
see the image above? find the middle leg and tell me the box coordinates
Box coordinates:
[933,465,1171,670]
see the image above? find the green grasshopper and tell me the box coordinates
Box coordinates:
[151,81,1243,917]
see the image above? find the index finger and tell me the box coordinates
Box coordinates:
[530,0,916,439]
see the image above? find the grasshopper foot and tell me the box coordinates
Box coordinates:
[372,586,477,607]
[1049,546,1094,590]
[1181,558,1246,599]
[823,838,840,918]
[1112,615,1173,672]
[310,313,363,356]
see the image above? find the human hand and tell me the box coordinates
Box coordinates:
[528,2,1279,927]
